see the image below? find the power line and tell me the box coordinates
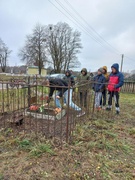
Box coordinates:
[54,0,121,56]
[124,55,134,62]
[63,0,135,63]
[53,0,108,46]
[48,0,135,63]
[55,0,103,44]
[63,0,122,55]
[48,0,120,56]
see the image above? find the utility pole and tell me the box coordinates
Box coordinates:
[120,54,124,72]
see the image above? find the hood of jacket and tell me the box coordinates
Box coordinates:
[111,63,119,72]
[65,70,72,77]
[103,66,107,72]
[81,68,87,75]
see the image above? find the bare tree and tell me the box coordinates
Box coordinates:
[19,22,82,74]
[0,38,11,72]
[45,22,82,73]
[18,24,47,75]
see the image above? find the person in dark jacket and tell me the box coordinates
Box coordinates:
[45,78,85,117]
[47,78,68,102]
[63,70,75,106]
[92,68,106,110]
[106,63,124,114]
[78,68,90,108]
[100,66,109,108]
[63,70,75,87]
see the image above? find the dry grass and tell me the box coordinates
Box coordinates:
[0,93,135,180]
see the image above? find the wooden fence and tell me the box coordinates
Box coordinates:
[121,81,135,93]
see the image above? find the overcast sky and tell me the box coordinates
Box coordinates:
[0,0,135,72]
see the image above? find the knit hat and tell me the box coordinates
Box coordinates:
[98,68,103,73]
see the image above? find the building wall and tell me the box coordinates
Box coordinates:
[41,69,47,76]
[27,67,38,75]
[27,66,47,76]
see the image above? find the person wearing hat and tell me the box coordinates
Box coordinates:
[100,66,109,108]
[92,68,106,110]
[106,63,124,114]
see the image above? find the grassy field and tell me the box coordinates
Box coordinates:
[0,86,50,113]
[0,93,135,180]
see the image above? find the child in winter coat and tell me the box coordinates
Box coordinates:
[100,66,109,108]
[93,68,106,110]
[106,63,124,114]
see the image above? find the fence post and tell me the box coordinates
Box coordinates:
[66,83,70,143]
[132,82,135,93]
[28,76,31,107]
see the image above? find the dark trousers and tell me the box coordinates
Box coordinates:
[80,91,87,107]
[108,91,119,108]
[100,89,107,106]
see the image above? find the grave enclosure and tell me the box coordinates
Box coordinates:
[0,77,134,144]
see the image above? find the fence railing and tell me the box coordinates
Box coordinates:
[121,81,135,93]
[0,77,134,145]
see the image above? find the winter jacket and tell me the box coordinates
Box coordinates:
[63,70,75,87]
[103,66,109,89]
[103,66,109,81]
[47,78,68,103]
[78,68,90,91]
[92,74,106,92]
[107,63,124,92]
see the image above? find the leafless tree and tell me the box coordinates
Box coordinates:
[19,22,82,74]
[18,24,47,75]
[45,22,82,73]
[0,38,11,72]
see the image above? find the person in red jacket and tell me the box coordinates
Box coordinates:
[106,63,124,114]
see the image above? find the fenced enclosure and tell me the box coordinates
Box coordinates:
[0,77,134,145]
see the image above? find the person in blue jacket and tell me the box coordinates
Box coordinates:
[92,68,106,110]
[106,63,124,114]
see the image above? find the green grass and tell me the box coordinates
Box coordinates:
[17,139,33,150]
[37,85,49,94]
[0,93,135,179]
[29,143,54,157]
[0,174,4,180]
[0,85,50,113]
[128,128,135,136]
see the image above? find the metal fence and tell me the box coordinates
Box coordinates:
[0,77,133,145]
